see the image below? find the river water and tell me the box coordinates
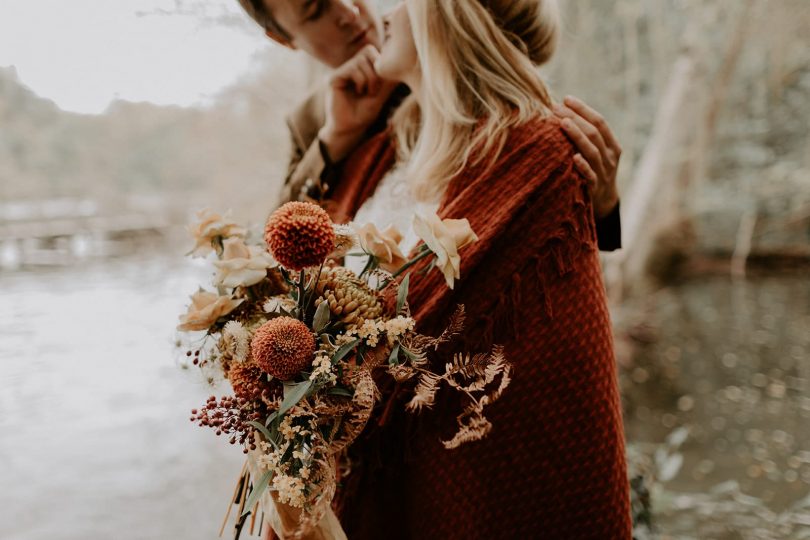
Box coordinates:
[1,255,808,539]
[0,256,260,540]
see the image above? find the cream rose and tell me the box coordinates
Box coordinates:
[213,237,276,288]
[330,223,357,259]
[355,223,407,273]
[177,290,244,332]
[187,208,246,257]
[412,212,478,289]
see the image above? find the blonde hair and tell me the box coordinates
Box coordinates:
[393,0,560,201]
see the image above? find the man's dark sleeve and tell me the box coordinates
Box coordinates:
[595,202,621,251]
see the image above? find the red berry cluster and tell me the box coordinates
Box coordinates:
[190,395,262,453]
[185,349,208,367]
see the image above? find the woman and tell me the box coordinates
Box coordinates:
[328,1,632,538]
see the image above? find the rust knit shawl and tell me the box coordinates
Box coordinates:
[330,116,631,539]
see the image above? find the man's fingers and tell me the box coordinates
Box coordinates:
[563,95,622,155]
[573,153,598,190]
[555,103,609,162]
[561,117,606,182]
[567,107,609,159]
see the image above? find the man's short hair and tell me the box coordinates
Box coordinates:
[238,0,291,41]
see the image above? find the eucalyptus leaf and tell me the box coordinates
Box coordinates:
[331,338,360,365]
[313,301,331,333]
[400,345,421,362]
[388,342,401,366]
[397,273,410,315]
[247,420,274,444]
[265,411,278,426]
[240,470,273,517]
[356,342,366,366]
[328,387,354,398]
[279,380,313,418]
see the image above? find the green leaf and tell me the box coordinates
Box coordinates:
[313,301,330,333]
[279,266,294,286]
[388,342,401,366]
[265,411,278,426]
[279,380,313,418]
[396,273,410,315]
[240,470,273,517]
[331,338,360,365]
[400,345,421,362]
[247,420,278,450]
[328,386,354,398]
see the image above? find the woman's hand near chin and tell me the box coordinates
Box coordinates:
[554,96,622,218]
[320,44,398,163]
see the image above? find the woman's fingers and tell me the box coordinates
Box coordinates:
[563,95,622,157]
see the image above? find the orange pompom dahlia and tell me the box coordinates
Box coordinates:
[265,202,335,271]
[251,317,315,380]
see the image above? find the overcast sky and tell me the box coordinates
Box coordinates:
[0,0,276,114]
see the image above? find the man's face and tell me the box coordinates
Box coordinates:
[265,0,381,68]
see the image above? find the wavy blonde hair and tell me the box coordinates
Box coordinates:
[393,0,560,201]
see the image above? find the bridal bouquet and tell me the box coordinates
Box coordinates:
[177,203,512,539]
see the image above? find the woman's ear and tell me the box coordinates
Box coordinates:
[265,28,297,50]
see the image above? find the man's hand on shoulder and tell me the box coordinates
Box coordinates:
[555,96,621,219]
[319,44,398,163]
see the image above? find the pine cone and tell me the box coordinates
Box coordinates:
[314,266,382,326]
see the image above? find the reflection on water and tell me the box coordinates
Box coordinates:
[0,256,260,540]
[623,275,810,539]
[2,256,808,539]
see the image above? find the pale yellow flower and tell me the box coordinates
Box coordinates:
[187,208,246,257]
[213,237,276,288]
[355,223,407,272]
[412,212,478,289]
[330,223,357,259]
[263,295,297,314]
[177,290,244,332]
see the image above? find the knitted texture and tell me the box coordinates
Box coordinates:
[331,116,631,539]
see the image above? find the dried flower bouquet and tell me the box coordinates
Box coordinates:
[177,203,512,539]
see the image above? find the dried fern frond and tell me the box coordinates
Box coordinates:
[442,407,493,450]
[433,304,466,350]
[406,371,442,412]
[486,346,512,403]
[388,364,417,382]
[401,335,431,366]
[446,352,490,378]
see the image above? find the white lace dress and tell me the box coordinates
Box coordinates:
[346,165,440,275]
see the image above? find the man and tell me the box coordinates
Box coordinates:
[237,1,623,251]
